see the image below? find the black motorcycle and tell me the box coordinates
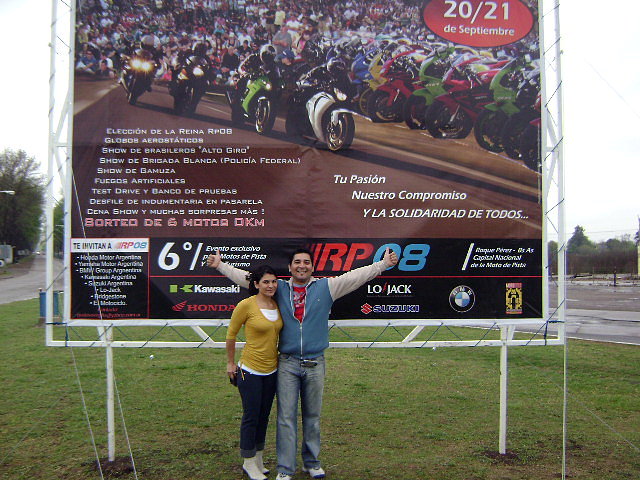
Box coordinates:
[119,49,157,105]
[169,55,211,115]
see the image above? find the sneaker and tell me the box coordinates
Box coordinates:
[302,466,326,478]
[276,474,293,480]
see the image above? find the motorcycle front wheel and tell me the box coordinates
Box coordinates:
[367,89,402,123]
[255,97,276,135]
[520,123,541,172]
[474,110,506,152]
[126,77,138,105]
[403,95,428,130]
[357,87,373,116]
[425,100,473,139]
[323,110,355,151]
[501,110,536,160]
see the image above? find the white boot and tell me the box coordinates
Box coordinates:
[242,456,267,480]
[255,450,269,474]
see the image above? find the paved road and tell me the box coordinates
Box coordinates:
[1,255,638,344]
[548,282,640,345]
[0,255,64,304]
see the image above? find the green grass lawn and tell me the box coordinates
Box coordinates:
[1,299,638,479]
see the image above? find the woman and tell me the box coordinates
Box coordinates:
[226,265,282,480]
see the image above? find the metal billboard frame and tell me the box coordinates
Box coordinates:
[44,0,567,463]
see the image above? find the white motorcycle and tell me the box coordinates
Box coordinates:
[284,59,357,152]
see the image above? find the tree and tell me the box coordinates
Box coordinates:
[567,225,594,253]
[547,240,558,275]
[53,197,64,256]
[0,149,45,251]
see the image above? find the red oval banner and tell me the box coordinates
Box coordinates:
[423,0,535,47]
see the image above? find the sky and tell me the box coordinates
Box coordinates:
[0,0,638,243]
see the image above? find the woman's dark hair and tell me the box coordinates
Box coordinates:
[246,265,278,295]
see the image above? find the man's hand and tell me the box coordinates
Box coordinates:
[206,250,221,268]
[383,247,398,268]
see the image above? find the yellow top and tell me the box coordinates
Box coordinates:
[226,296,283,373]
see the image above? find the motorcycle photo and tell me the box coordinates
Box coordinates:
[366,48,424,123]
[498,67,541,166]
[285,57,358,152]
[472,54,539,154]
[403,44,456,130]
[168,42,212,115]
[228,45,284,135]
[353,39,398,115]
[424,52,510,139]
[518,92,542,172]
[119,47,158,105]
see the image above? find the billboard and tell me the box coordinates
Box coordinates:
[70,0,542,322]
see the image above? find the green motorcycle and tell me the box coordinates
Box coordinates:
[473,56,539,153]
[229,71,283,135]
[403,46,455,130]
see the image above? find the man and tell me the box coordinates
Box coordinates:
[272,25,292,56]
[75,48,100,75]
[220,45,241,85]
[208,247,398,479]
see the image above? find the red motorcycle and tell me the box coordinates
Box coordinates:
[366,50,423,123]
[424,54,510,139]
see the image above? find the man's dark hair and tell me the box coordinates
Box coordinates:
[288,248,313,266]
[247,265,278,295]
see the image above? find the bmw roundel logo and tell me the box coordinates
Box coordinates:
[449,285,475,313]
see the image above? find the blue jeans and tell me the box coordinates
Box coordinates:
[276,354,325,475]
[237,369,278,458]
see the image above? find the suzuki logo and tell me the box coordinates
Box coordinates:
[361,303,420,314]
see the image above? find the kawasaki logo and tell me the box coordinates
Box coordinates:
[170,284,241,294]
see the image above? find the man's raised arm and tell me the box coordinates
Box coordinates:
[206,250,251,288]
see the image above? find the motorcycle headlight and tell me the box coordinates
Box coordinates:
[193,67,204,76]
[334,88,347,101]
[140,61,154,72]
[265,82,272,91]
[131,58,142,69]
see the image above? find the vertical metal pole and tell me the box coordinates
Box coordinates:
[550,0,568,477]
[499,326,508,454]
[105,326,116,461]
[45,0,58,346]
[636,216,640,277]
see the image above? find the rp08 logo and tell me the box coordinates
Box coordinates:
[375,243,430,272]
[311,243,430,272]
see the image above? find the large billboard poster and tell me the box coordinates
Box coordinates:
[71,0,542,321]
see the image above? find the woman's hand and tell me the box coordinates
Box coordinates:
[227,362,238,380]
